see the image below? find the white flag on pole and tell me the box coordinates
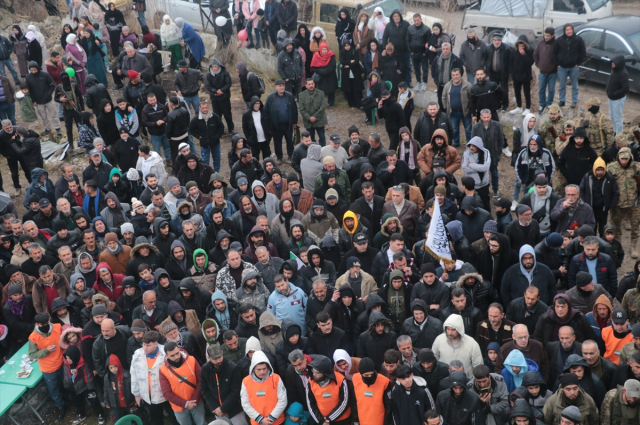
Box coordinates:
[425,199,453,263]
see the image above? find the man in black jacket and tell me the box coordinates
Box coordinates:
[376,91,405,152]
[84,74,112,116]
[189,100,224,172]
[230,149,264,189]
[366,133,388,171]
[141,92,171,163]
[205,58,235,134]
[236,61,263,108]
[407,14,431,91]
[382,10,411,85]
[606,55,630,134]
[431,43,463,111]
[377,149,413,190]
[166,96,192,161]
[412,349,449,399]
[553,23,586,108]
[174,60,205,114]
[435,371,485,425]
[469,70,504,122]
[200,345,244,421]
[25,61,62,137]
[484,35,512,111]
[276,0,298,37]
[413,102,453,149]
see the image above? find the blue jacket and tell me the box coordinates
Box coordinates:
[585,312,611,340]
[267,282,308,335]
[567,252,618,295]
[265,90,298,128]
[203,199,237,225]
[514,145,555,186]
[500,358,539,392]
[496,212,513,233]
[264,0,279,23]
[23,168,56,208]
[182,23,206,63]
[438,196,459,222]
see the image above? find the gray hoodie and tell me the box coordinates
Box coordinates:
[300,144,324,191]
[461,136,491,189]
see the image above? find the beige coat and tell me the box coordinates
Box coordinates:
[335,270,378,299]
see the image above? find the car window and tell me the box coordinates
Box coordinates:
[629,32,640,53]
[552,0,580,13]
[584,0,609,12]
[577,29,602,50]
[604,31,632,56]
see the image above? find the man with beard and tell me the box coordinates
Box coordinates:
[165,177,188,206]
[600,379,640,425]
[146,191,175,222]
[92,318,132,378]
[231,196,262,245]
[505,286,548,336]
[501,245,557,307]
[116,276,143,326]
[98,233,131,276]
[255,247,285,292]
[432,314,483,378]
[51,246,79,284]
[74,214,93,234]
[151,218,176,259]
[126,318,148,366]
[438,288,483,338]
[56,196,84,233]
[178,219,209,261]
[22,243,58,279]
[300,245,337,291]
[357,310,398,371]
[66,273,89,312]
[475,303,516,354]
[74,252,97,288]
[23,220,52,249]
[469,69,504,123]
[543,374,598,425]
[200,345,244,425]
[235,270,270,316]
[47,221,82,259]
[81,180,108,220]
[411,349,449,399]
[244,226,278,263]
[417,128,460,178]
[205,207,238,248]
[601,310,633,366]
[50,296,81,327]
[435,371,485,425]
[619,324,640,366]
[305,354,351,425]
[410,263,451,319]
[414,102,453,154]
[160,321,202,366]
[557,127,598,189]
[33,198,57,230]
[62,178,85,210]
[178,278,210,322]
[22,195,41,223]
[566,272,612,317]
[567,236,617,294]
[284,220,314,259]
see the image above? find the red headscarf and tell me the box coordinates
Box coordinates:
[107,354,127,408]
[311,43,335,68]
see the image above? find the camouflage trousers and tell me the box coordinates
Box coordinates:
[611,205,640,243]
[552,172,567,198]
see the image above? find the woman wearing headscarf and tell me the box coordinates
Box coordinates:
[161,15,184,69]
[54,70,84,149]
[309,26,327,54]
[379,42,403,97]
[339,40,363,108]
[335,7,355,46]
[78,111,102,152]
[295,24,312,78]
[427,22,450,63]
[60,24,76,52]
[354,10,374,60]
[92,216,110,243]
[79,28,108,87]
[175,17,206,68]
[511,113,538,201]
[97,99,119,147]
[88,0,108,26]
[25,32,43,67]
[104,3,126,56]
[10,25,28,78]
[119,26,138,48]
[65,33,88,94]
[92,22,111,72]
[310,43,338,107]
[363,39,380,78]
[27,25,48,62]
[368,7,388,42]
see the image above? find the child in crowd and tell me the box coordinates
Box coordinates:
[603,224,624,268]
[103,354,136,421]
[16,82,37,123]
[521,370,552,411]
[115,97,139,137]
[256,9,270,53]
[285,402,307,425]
[483,341,500,371]
[63,345,105,425]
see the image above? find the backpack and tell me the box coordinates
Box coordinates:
[248,72,265,95]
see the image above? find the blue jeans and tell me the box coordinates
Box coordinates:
[538,72,558,109]
[174,402,206,425]
[609,96,626,134]
[513,180,522,201]
[182,95,200,115]
[0,58,20,84]
[137,10,147,27]
[490,161,499,192]
[467,73,475,85]
[411,54,429,83]
[402,52,412,84]
[0,102,16,125]
[151,134,171,162]
[309,126,326,146]
[202,144,221,172]
[247,26,260,46]
[449,110,472,146]
[557,66,580,104]
[43,367,65,409]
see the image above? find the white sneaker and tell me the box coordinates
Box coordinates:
[502,147,512,157]
[511,200,518,212]
[510,107,522,115]
[522,109,530,116]
[421,82,427,91]
[107,67,112,74]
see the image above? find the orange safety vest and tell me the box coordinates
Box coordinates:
[28,323,63,373]
[242,373,285,425]
[602,326,634,365]
[160,355,199,412]
[352,373,389,425]
[308,373,351,422]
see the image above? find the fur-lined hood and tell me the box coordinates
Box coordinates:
[130,240,160,258]
[455,263,484,288]
[59,325,83,351]
[380,213,403,237]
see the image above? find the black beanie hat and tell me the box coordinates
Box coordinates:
[28,193,40,204]
[559,373,580,388]
[418,349,436,364]
[287,173,299,183]
[4,264,20,278]
[358,357,376,374]
[348,125,360,136]
[54,220,69,232]
[577,225,594,238]
[420,263,436,276]
[285,324,301,340]
[575,272,592,288]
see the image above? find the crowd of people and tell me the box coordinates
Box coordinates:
[0,2,639,425]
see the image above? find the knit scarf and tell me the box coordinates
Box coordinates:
[240,204,259,220]
[106,242,123,256]
[8,298,25,318]
[82,189,101,216]
[399,140,415,169]
[566,198,584,215]
[199,109,213,120]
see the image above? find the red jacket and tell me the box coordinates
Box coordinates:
[45,59,63,85]
[92,261,125,302]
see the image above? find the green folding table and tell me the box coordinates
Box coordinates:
[0,343,46,423]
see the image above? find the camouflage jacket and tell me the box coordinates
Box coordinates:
[539,117,565,153]
[607,148,640,208]
[627,125,640,144]
[600,387,640,425]
[555,136,571,157]
[618,341,638,366]
[622,287,640,325]
[583,111,614,156]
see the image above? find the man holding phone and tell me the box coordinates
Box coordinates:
[466,365,509,424]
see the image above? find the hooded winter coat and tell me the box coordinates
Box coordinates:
[553,24,586,69]
[23,168,56,208]
[501,245,558,307]
[543,384,599,425]
[125,239,165,280]
[400,300,443,348]
[432,314,483,378]
[357,310,398,371]
[205,58,232,100]
[416,128,460,175]
[84,74,112,116]
[275,319,312,373]
[454,196,492,243]
[606,55,630,101]
[557,128,598,185]
[435,371,486,424]
[234,268,270,314]
[579,157,619,214]
[462,136,491,189]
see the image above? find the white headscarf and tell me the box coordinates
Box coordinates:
[333,349,353,380]
[373,7,388,40]
[520,113,537,147]
[66,34,84,53]
[161,14,182,45]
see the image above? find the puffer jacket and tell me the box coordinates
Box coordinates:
[416,128,459,175]
[579,157,620,213]
[454,196,492,243]
[406,21,431,54]
[455,263,496,314]
[130,344,167,404]
[511,37,534,83]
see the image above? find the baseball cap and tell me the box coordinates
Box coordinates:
[353,233,368,244]
[329,134,341,143]
[39,198,51,208]
[612,309,628,325]
[89,149,101,156]
[624,379,640,398]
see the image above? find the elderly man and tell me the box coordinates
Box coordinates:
[254,247,285,292]
[546,326,585,387]
[92,318,132,377]
[580,339,617,389]
[120,45,152,78]
[505,205,540,253]
[32,265,71,315]
[565,271,612,315]
[52,246,78,282]
[432,313,483,379]
[53,197,84,231]
[494,324,550,382]
[313,156,351,201]
[381,186,420,240]
[476,303,516,354]
[132,290,169,331]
